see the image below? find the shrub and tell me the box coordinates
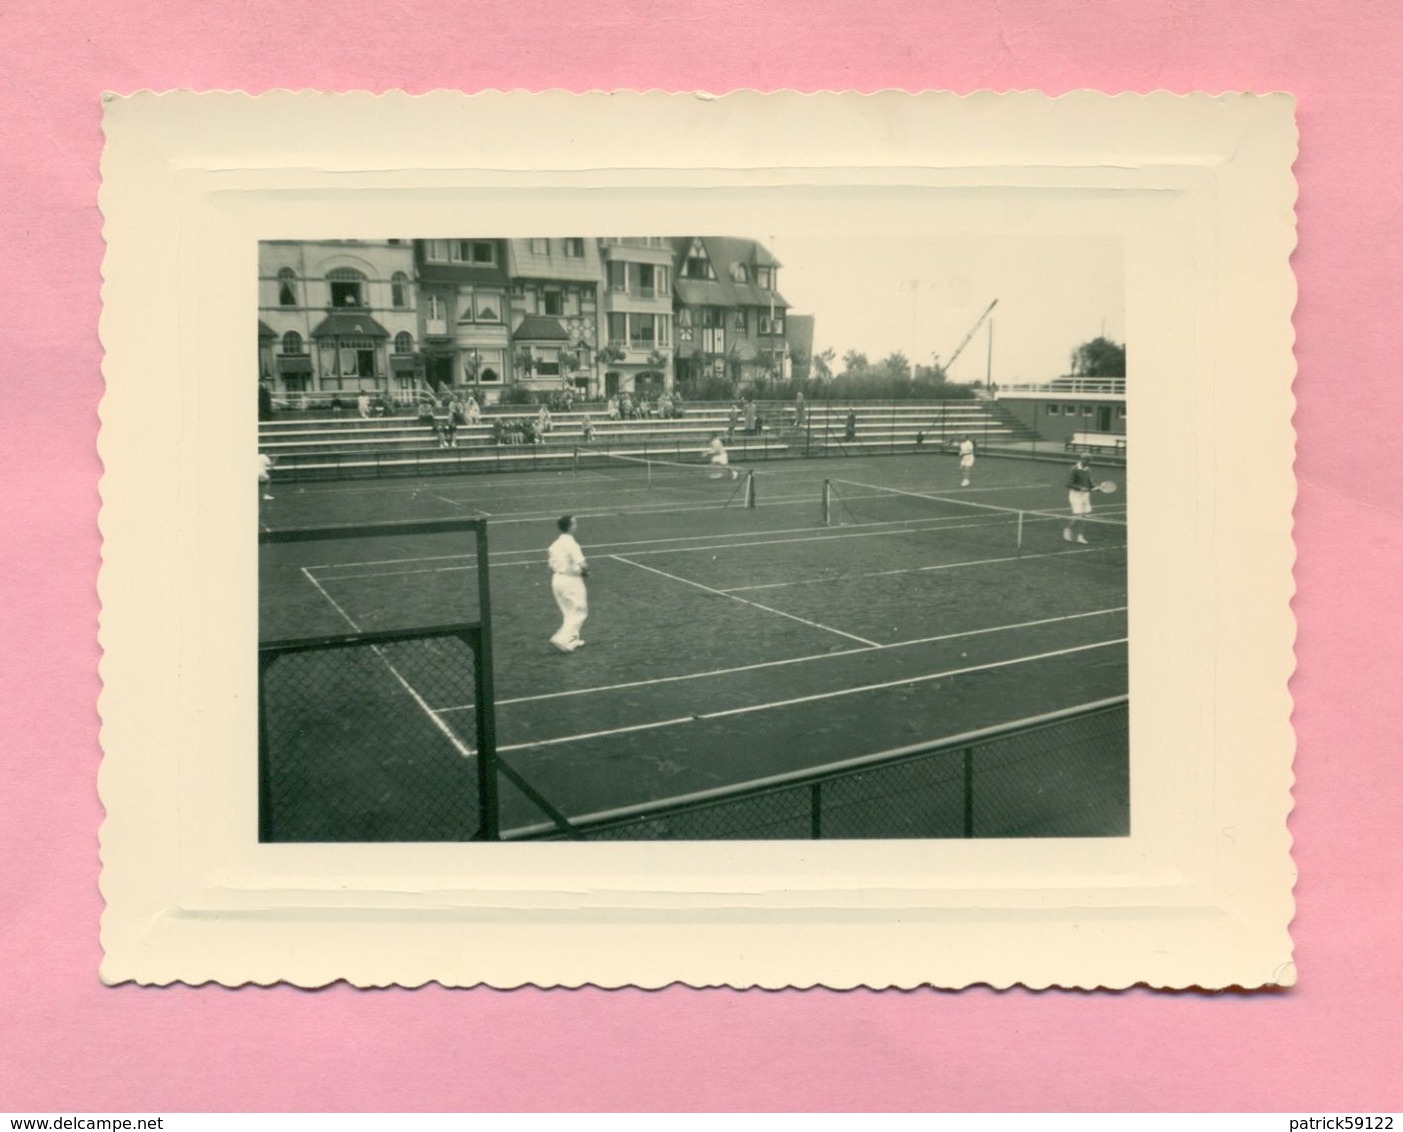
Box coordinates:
[495,385,537,406]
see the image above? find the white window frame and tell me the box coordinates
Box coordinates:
[276,267,297,306]
[474,291,501,323]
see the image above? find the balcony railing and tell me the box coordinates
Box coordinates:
[998,377,1126,396]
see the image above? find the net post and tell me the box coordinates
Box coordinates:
[822,479,832,526]
[572,445,579,477]
[744,470,756,509]
[1016,510,1025,556]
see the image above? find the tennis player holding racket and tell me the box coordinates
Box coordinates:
[1063,456,1117,544]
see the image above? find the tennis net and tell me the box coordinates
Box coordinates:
[821,478,1126,561]
[577,449,756,508]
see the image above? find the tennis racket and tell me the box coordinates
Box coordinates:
[1096,481,1118,494]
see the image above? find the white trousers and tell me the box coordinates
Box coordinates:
[550,574,588,647]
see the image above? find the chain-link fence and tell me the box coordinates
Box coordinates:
[505,697,1128,841]
[259,627,495,841]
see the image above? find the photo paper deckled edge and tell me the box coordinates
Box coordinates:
[97,89,1297,990]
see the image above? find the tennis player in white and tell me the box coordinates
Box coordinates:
[704,432,739,480]
[1064,457,1096,543]
[957,435,975,487]
[257,451,275,500]
[548,514,588,653]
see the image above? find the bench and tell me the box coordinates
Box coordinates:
[1066,431,1127,455]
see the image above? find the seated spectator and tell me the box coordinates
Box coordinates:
[581,414,596,444]
[606,395,620,421]
[465,394,482,424]
[537,405,553,434]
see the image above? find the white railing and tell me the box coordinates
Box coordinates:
[997,377,1125,396]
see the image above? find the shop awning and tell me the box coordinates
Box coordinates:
[310,312,389,339]
[276,356,313,374]
[390,356,423,373]
[512,315,570,342]
[258,320,277,341]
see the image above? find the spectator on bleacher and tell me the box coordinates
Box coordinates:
[370,395,388,417]
[659,392,672,418]
[606,395,620,421]
[672,391,685,418]
[417,395,436,435]
[465,394,481,425]
[537,405,553,435]
[794,391,806,428]
[357,392,370,419]
[744,399,758,435]
[581,415,596,444]
[727,402,741,439]
[440,399,457,448]
[844,408,857,441]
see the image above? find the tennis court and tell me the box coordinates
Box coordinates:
[259,450,1129,839]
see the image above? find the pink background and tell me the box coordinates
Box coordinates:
[2,0,1400,1113]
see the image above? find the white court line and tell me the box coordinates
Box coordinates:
[497,637,1127,754]
[433,606,1128,712]
[612,554,881,647]
[724,545,1122,592]
[296,568,475,760]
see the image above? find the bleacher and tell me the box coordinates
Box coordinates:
[258,399,1045,481]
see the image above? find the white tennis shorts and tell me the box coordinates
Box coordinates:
[959,454,975,469]
[1068,489,1093,516]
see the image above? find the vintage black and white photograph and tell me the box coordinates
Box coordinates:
[100,90,1295,988]
[256,232,1128,843]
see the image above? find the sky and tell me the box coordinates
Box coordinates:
[769,233,1124,385]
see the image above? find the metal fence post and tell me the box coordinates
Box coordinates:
[810,781,823,838]
[473,523,501,841]
[962,746,975,838]
[257,652,277,842]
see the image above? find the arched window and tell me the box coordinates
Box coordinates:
[327,267,366,308]
[394,331,414,354]
[282,331,304,355]
[391,272,410,308]
[277,267,297,306]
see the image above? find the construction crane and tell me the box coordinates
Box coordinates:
[937,298,998,377]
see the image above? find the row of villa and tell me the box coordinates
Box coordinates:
[258,238,816,405]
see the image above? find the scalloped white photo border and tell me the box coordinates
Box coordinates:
[98,90,1296,989]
